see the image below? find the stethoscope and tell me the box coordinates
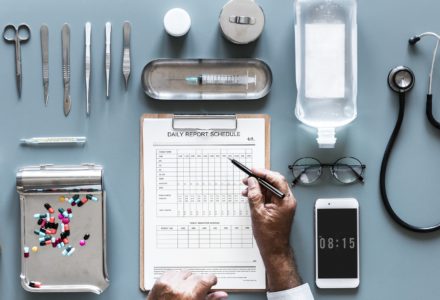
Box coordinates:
[381,32,440,233]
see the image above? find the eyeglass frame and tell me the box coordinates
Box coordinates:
[288,156,366,186]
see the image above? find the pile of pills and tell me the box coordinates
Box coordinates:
[24,194,96,288]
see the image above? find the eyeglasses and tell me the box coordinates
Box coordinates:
[288,157,366,186]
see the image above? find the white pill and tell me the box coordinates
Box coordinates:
[164,8,191,37]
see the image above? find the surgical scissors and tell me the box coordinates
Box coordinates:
[3,24,31,97]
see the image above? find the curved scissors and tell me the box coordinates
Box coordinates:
[3,24,31,97]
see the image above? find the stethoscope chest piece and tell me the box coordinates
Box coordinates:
[388,66,415,94]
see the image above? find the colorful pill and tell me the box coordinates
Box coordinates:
[91,196,98,202]
[23,247,29,258]
[62,249,68,256]
[44,203,55,214]
[79,240,86,246]
[58,208,65,214]
[84,234,90,240]
[31,246,38,253]
[73,194,80,200]
[29,281,42,288]
[68,197,74,204]
[62,218,70,225]
[67,208,72,214]
[64,224,70,231]
[33,213,47,219]
[37,219,43,225]
[71,201,77,207]
[34,230,46,237]
[63,238,69,245]
[59,196,66,202]
[67,247,76,256]
[62,211,69,218]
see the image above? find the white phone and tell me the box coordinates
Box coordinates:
[315,198,360,289]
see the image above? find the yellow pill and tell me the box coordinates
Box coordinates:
[58,196,65,202]
[31,246,38,253]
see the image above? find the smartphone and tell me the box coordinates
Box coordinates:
[315,198,359,289]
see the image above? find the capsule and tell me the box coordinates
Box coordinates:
[29,281,42,288]
[73,194,80,200]
[23,247,29,258]
[33,213,48,219]
[67,247,76,256]
[44,203,55,214]
[68,197,74,204]
[64,224,70,232]
[84,234,90,240]
[31,246,38,253]
[34,230,45,237]
[63,238,69,245]
[58,208,65,214]
[62,211,69,218]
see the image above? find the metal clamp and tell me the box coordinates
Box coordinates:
[172,115,238,131]
[229,16,256,25]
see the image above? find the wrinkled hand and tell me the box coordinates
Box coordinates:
[242,168,296,257]
[147,270,228,300]
[242,168,302,291]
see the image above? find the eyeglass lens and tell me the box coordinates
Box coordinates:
[290,157,364,185]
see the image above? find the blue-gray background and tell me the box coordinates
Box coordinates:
[0,0,440,299]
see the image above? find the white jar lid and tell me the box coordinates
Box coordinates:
[164,8,191,37]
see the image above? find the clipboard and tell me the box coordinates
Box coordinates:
[140,114,270,292]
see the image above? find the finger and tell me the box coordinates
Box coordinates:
[242,176,249,185]
[189,274,218,297]
[247,177,264,210]
[180,269,192,280]
[206,291,229,300]
[251,168,290,195]
[241,187,248,197]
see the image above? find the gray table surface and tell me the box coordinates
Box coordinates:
[1,0,440,299]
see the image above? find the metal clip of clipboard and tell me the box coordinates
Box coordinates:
[172,115,238,131]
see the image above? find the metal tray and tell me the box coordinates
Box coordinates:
[141,58,273,100]
[17,165,109,294]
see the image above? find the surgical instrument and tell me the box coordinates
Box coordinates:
[3,23,31,98]
[62,24,71,116]
[105,22,111,98]
[122,21,131,89]
[20,136,87,146]
[40,25,49,105]
[185,73,257,89]
[85,22,91,115]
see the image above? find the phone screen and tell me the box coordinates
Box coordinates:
[317,208,358,278]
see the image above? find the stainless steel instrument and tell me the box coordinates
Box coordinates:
[105,22,111,98]
[40,25,49,105]
[62,24,71,116]
[122,21,131,89]
[85,22,92,115]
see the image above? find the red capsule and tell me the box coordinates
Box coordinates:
[63,238,69,245]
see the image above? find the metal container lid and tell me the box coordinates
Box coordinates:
[219,0,265,44]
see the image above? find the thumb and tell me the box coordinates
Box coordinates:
[192,274,218,297]
[206,291,228,300]
[247,177,264,210]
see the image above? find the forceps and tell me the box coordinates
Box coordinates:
[3,24,31,97]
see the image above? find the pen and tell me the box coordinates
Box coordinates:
[229,158,286,199]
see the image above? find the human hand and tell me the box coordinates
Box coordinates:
[147,270,228,300]
[242,168,302,291]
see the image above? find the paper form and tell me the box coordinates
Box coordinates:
[142,117,267,291]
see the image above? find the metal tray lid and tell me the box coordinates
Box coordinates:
[17,164,103,193]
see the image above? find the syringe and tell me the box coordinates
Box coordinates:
[185,73,257,89]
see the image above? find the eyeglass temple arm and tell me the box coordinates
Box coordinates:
[344,164,366,182]
[289,165,312,186]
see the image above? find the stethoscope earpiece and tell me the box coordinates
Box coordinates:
[388,66,415,94]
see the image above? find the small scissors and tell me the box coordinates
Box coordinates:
[3,24,31,97]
